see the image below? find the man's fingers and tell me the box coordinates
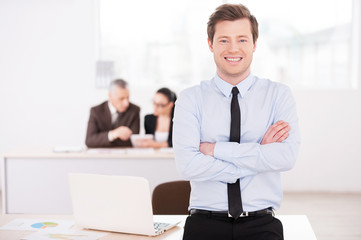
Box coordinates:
[261,121,290,145]
[276,132,289,143]
[269,122,289,138]
[268,121,284,131]
[263,120,283,137]
[273,124,290,140]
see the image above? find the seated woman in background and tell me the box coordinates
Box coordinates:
[139,88,176,148]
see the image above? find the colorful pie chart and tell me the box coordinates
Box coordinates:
[31,222,58,229]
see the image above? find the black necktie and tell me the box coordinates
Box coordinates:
[227,87,243,219]
[113,112,123,128]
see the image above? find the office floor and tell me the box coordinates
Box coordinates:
[0,192,360,240]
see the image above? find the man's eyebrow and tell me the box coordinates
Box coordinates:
[216,35,250,39]
[216,36,231,39]
[237,35,250,39]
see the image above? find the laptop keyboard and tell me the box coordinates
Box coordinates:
[154,222,171,231]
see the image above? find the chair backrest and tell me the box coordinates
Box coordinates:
[152,180,191,215]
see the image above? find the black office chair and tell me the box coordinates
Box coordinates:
[152,180,191,215]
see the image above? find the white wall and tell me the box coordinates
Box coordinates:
[0,0,98,149]
[0,0,360,193]
[284,90,361,192]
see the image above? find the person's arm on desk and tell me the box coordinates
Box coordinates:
[108,126,133,141]
[136,139,169,148]
[109,104,140,143]
[85,108,112,148]
[85,108,133,148]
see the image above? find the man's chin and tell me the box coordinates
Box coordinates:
[117,108,127,113]
[221,68,250,79]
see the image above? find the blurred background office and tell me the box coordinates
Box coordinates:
[0,1,360,237]
[1,0,360,192]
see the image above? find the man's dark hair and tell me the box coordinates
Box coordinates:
[207,4,258,44]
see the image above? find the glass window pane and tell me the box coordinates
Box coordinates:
[97,0,357,89]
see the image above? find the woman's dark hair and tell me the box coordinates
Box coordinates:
[156,87,177,117]
[156,87,177,103]
[156,88,177,147]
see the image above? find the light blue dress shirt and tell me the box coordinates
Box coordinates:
[173,73,300,212]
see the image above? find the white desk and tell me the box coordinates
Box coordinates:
[1,147,180,214]
[0,214,317,240]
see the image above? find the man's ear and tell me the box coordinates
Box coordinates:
[208,38,214,52]
[253,40,257,52]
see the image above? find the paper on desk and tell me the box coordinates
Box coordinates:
[125,148,155,154]
[159,147,174,153]
[53,146,83,153]
[86,148,126,154]
[22,229,107,240]
[0,219,74,231]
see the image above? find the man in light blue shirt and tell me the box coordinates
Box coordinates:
[173,3,300,240]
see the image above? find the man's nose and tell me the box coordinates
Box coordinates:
[228,40,240,52]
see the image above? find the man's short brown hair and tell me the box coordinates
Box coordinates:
[207,4,258,44]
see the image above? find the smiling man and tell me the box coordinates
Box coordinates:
[173,4,300,240]
[208,18,256,84]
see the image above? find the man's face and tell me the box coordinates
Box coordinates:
[208,18,257,83]
[108,86,130,113]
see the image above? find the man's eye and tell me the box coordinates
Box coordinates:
[220,40,227,43]
[240,39,246,43]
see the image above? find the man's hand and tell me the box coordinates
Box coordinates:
[112,126,133,141]
[199,142,216,157]
[261,120,290,145]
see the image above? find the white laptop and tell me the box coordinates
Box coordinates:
[68,173,182,236]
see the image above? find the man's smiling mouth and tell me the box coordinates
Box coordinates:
[225,57,243,62]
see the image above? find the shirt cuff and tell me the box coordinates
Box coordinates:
[214,141,237,161]
[108,131,115,142]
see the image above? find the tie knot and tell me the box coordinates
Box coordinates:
[116,111,123,118]
[232,87,239,96]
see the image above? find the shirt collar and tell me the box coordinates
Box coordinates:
[108,101,117,115]
[214,73,255,98]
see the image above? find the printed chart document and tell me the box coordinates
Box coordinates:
[22,229,107,240]
[0,219,74,231]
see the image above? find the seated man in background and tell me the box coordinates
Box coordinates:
[85,79,140,148]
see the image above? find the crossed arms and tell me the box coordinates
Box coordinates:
[173,87,300,184]
[199,120,290,156]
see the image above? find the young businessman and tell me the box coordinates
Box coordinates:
[173,4,300,240]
